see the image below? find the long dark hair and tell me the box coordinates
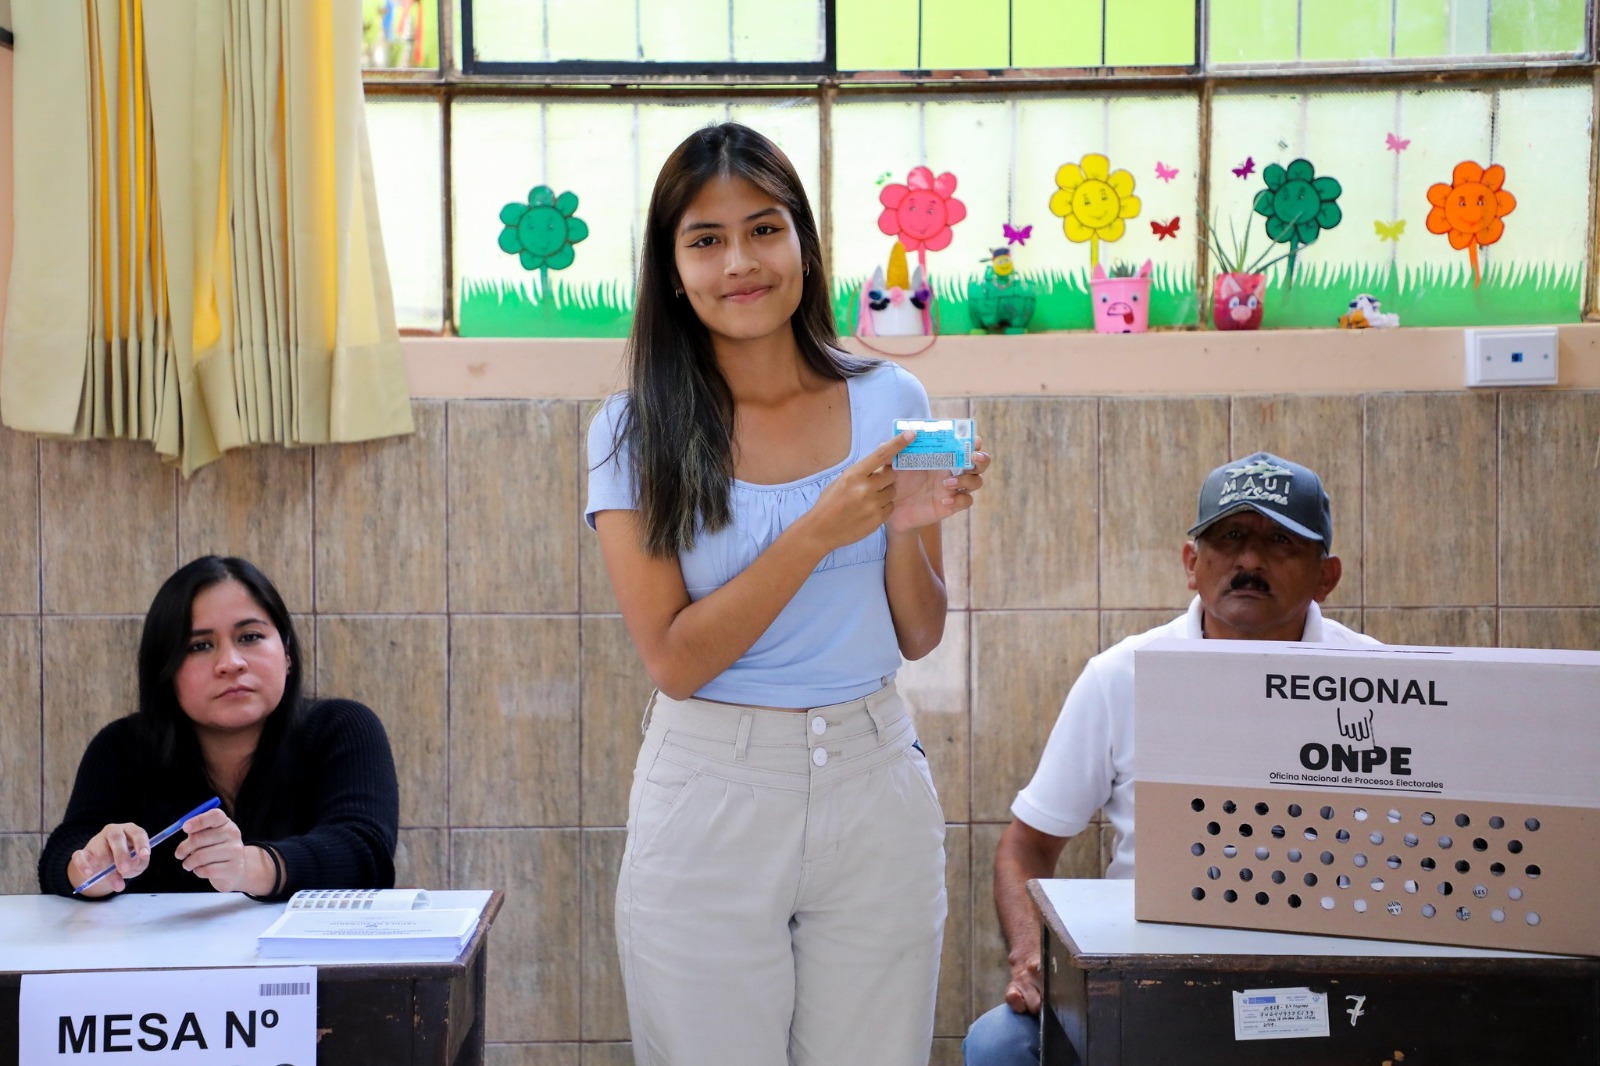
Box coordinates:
[616,122,873,556]
[135,556,305,796]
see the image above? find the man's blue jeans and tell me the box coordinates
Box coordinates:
[962,1003,1041,1066]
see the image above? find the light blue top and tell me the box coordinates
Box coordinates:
[585,361,932,707]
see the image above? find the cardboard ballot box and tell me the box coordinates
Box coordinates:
[1133,638,1600,956]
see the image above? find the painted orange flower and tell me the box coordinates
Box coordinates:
[1425,161,1516,288]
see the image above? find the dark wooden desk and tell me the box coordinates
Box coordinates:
[0,890,503,1066]
[1033,879,1600,1065]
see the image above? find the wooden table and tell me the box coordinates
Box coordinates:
[0,890,502,1066]
[1032,878,1600,1065]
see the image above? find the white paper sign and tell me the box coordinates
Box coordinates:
[1231,986,1330,1040]
[19,967,317,1064]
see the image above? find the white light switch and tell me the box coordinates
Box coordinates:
[1464,328,1559,387]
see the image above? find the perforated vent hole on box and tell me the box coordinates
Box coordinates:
[1255,802,1270,816]
[1271,870,1286,884]
[1473,838,1488,851]
[1223,844,1238,858]
[1288,895,1302,908]
[1354,807,1369,821]
[1369,832,1385,845]
[1191,798,1206,812]
[1320,806,1335,820]
[1387,808,1402,823]
[1491,908,1506,922]
[1239,824,1255,837]
[1239,868,1254,882]
[1353,899,1368,913]
[1526,864,1542,879]
[1223,890,1238,902]
[1526,817,1541,832]
[1438,835,1454,849]
[1271,825,1286,839]
[1489,815,1505,829]
[1255,847,1271,861]
[1353,854,1369,868]
[1456,906,1472,921]
[1438,881,1454,896]
[1304,827,1319,841]
[1387,855,1402,869]
[1336,829,1351,843]
[1287,803,1303,817]
[1472,884,1488,898]
[1192,887,1206,900]
[1336,875,1351,889]
[1320,897,1335,910]
[1404,880,1418,893]
[1422,903,1437,918]
[1370,878,1386,891]
[1207,866,1221,880]
[1455,860,1471,873]
[1303,872,1318,887]
[1421,812,1437,825]
[1255,892,1270,905]
[1508,840,1524,854]
[1527,911,1541,925]
[1509,887,1524,901]
[1320,851,1335,865]
[1191,843,1205,856]
[1222,800,1237,814]
[1206,822,1221,835]
[1490,862,1505,876]
[1287,849,1303,862]
[1455,813,1471,828]
[1403,833,1419,847]
[1420,857,1437,871]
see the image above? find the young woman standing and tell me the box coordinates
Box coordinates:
[587,123,988,1065]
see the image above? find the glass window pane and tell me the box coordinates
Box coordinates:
[1209,83,1589,328]
[366,98,445,331]
[465,0,823,65]
[831,94,1200,332]
[361,0,439,70]
[1104,0,1195,66]
[838,0,920,69]
[1012,0,1102,68]
[1211,0,1588,67]
[451,99,819,337]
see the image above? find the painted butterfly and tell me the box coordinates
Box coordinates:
[1385,132,1411,153]
[1003,223,1032,246]
[1232,156,1255,179]
[1151,217,1180,240]
[1155,162,1179,183]
[1373,219,1405,241]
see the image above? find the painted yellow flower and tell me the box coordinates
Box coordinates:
[1050,153,1140,267]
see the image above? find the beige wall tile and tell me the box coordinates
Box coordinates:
[1100,609,1183,653]
[1322,607,1364,634]
[1231,395,1364,607]
[314,400,446,612]
[0,834,42,894]
[42,617,142,827]
[451,615,579,827]
[449,401,579,614]
[1364,393,1496,606]
[40,440,176,615]
[485,1044,581,1066]
[581,829,629,1041]
[316,615,448,827]
[901,612,970,823]
[0,618,40,830]
[0,425,39,613]
[454,828,582,1042]
[578,397,621,616]
[580,1045,634,1066]
[969,398,1098,610]
[1361,608,1496,648]
[177,445,313,612]
[580,615,651,828]
[395,827,448,890]
[1499,609,1600,652]
[1500,392,1600,607]
[967,822,1102,1022]
[971,611,1100,822]
[936,825,972,1038]
[1100,397,1230,609]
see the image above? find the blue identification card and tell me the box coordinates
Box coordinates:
[892,418,976,473]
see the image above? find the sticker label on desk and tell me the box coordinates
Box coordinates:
[1231,987,1330,1040]
[19,965,316,1063]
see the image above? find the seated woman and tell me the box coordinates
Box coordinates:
[40,555,399,900]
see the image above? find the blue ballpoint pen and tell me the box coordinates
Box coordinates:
[72,796,223,895]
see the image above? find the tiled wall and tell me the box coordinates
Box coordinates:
[2,390,1597,1066]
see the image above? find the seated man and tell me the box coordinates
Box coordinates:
[964,452,1380,1065]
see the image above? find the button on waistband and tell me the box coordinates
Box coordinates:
[811,747,828,767]
[811,716,827,736]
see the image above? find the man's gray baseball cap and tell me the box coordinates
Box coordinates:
[1187,451,1332,549]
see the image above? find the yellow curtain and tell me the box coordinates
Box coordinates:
[2,0,412,473]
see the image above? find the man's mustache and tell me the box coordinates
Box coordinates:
[1230,572,1271,593]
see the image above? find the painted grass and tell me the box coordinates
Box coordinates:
[1255,261,1583,329]
[458,276,634,338]
[457,260,1581,337]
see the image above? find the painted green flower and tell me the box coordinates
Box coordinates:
[498,186,588,270]
[1252,159,1341,282]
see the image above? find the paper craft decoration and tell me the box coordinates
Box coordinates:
[1374,219,1405,241]
[1090,260,1153,334]
[1152,217,1180,240]
[857,241,933,337]
[1386,132,1411,153]
[1252,159,1343,284]
[1155,162,1179,183]
[1050,153,1141,268]
[1233,156,1256,179]
[499,186,589,272]
[1003,223,1032,246]
[1425,161,1516,288]
[878,166,967,270]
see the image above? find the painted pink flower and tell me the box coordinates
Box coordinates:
[878,166,967,253]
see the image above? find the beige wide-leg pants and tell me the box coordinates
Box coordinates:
[616,682,948,1066]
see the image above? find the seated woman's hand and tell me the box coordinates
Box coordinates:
[889,437,990,533]
[69,823,152,897]
[173,807,273,894]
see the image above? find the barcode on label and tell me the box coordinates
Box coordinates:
[896,452,956,469]
[260,982,312,997]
